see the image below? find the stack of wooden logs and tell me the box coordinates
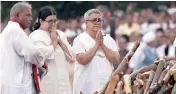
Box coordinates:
[111,58,176,94]
[95,39,176,94]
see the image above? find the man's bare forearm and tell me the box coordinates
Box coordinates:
[76,44,99,65]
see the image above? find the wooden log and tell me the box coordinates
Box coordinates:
[115,81,124,94]
[169,64,176,81]
[170,69,176,74]
[163,64,175,83]
[130,63,158,82]
[174,73,176,81]
[143,70,155,94]
[154,56,168,68]
[138,71,151,80]
[150,59,165,85]
[158,70,168,84]
[158,64,173,84]
[131,84,137,93]
[171,64,176,69]
[149,65,171,93]
[121,90,126,94]
[171,82,176,94]
[123,74,132,94]
[101,39,140,94]
[149,83,161,94]
[171,47,176,94]
[163,71,171,83]
[168,74,176,87]
[156,84,172,94]
[104,75,120,94]
[136,88,143,94]
[136,78,144,86]
[149,59,165,93]
[139,63,158,73]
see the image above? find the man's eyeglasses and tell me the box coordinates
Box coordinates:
[86,18,103,24]
[44,19,57,24]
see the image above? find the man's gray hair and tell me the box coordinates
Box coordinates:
[10,2,32,18]
[84,9,102,21]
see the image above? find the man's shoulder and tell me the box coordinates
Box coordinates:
[2,21,24,35]
[8,21,22,30]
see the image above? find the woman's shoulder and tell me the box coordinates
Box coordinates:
[30,29,49,38]
[29,29,51,43]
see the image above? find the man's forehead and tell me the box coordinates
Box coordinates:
[46,15,57,20]
[89,13,101,18]
[22,6,32,13]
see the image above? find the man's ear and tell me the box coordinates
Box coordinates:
[13,13,19,20]
[39,19,43,24]
[17,13,19,17]
[15,13,20,18]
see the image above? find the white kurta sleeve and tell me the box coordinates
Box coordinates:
[12,29,45,67]
[73,37,86,55]
[33,42,54,60]
[29,32,55,60]
[106,36,119,52]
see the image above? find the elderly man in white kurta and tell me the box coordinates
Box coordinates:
[0,2,44,94]
[73,9,120,94]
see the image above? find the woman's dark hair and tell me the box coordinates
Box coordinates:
[33,6,57,30]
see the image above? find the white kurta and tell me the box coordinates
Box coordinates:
[72,32,118,94]
[156,44,175,58]
[29,29,74,94]
[0,21,45,94]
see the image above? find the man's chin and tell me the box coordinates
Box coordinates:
[93,29,99,32]
[93,27,101,31]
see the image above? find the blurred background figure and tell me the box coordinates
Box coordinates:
[114,34,129,70]
[129,32,158,71]
[57,19,67,32]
